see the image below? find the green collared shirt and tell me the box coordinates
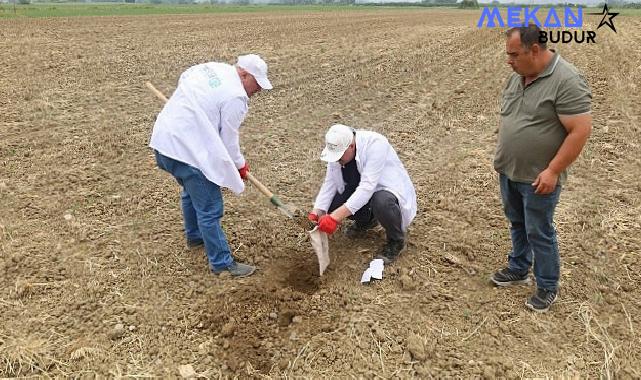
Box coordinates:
[494,52,592,185]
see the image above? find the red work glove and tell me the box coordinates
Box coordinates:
[238,163,250,180]
[318,215,340,234]
[308,212,319,223]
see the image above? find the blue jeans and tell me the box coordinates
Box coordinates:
[499,174,561,291]
[155,151,234,271]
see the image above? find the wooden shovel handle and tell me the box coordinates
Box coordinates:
[146,81,168,103]
[245,172,273,198]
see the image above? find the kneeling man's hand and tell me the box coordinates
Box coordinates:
[318,215,340,234]
[308,209,327,224]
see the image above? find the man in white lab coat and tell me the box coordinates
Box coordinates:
[309,124,417,264]
[150,54,273,278]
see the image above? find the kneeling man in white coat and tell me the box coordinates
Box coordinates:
[309,124,417,264]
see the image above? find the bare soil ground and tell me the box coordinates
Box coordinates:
[1,9,640,378]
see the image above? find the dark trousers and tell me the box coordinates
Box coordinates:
[328,190,404,242]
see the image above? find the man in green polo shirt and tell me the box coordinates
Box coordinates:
[490,24,592,313]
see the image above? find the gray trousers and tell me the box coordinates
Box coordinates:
[328,190,404,242]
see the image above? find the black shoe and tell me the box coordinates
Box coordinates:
[187,239,204,248]
[490,267,532,287]
[213,262,256,278]
[375,239,405,264]
[525,288,558,313]
[344,219,378,239]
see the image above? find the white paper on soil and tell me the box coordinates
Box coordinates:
[361,258,385,283]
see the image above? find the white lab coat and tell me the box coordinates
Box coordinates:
[313,131,417,231]
[149,62,249,194]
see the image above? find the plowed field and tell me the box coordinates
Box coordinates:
[1,9,640,378]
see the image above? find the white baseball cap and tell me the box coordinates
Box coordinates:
[320,124,355,162]
[237,54,273,90]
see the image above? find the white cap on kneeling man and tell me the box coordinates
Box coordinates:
[320,124,355,162]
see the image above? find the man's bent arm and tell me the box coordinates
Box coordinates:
[220,97,248,169]
[548,113,592,174]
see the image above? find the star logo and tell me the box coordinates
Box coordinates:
[589,4,619,33]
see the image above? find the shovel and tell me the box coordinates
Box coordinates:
[145,81,309,226]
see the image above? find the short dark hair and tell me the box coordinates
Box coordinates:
[506,24,547,51]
